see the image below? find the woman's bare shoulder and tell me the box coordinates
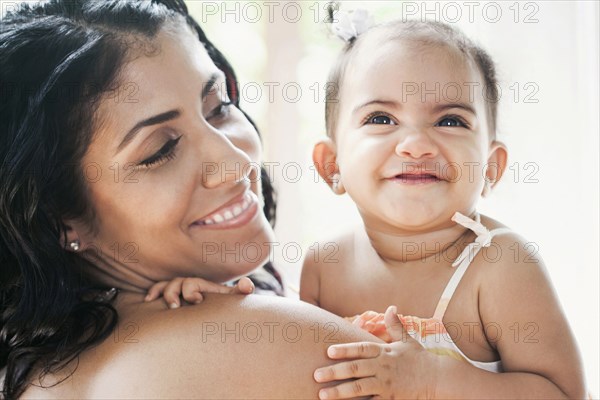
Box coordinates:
[23,293,378,399]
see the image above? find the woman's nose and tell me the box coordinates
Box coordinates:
[200,130,253,189]
[394,129,438,159]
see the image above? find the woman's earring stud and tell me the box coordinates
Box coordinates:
[69,240,80,252]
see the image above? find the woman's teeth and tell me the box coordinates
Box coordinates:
[201,193,252,225]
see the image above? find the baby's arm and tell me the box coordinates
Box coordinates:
[300,249,322,306]
[301,233,356,308]
[446,234,587,397]
[314,234,588,399]
[145,276,254,309]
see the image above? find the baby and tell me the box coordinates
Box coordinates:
[146,13,587,399]
[301,14,586,399]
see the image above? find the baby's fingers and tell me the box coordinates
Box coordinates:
[180,277,253,304]
[317,377,381,399]
[145,281,169,302]
[232,277,254,294]
[314,359,376,382]
[181,278,230,304]
[162,278,185,309]
[326,342,382,360]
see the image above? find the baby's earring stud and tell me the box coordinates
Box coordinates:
[482,180,492,197]
[69,240,80,252]
[331,173,341,192]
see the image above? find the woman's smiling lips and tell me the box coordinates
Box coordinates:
[190,191,259,230]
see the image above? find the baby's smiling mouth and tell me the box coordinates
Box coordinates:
[388,172,443,184]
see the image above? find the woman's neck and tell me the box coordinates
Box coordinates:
[77,253,152,294]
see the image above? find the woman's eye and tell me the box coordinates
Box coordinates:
[207,101,233,121]
[437,116,468,128]
[365,113,396,125]
[138,135,182,168]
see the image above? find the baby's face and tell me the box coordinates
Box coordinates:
[332,40,504,232]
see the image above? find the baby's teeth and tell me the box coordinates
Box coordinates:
[213,214,224,223]
[205,219,214,225]
[223,211,233,221]
[233,206,242,216]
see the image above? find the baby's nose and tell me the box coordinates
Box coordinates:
[394,130,438,159]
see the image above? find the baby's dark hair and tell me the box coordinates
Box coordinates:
[325,18,500,140]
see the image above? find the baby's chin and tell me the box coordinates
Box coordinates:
[362,208,456,231]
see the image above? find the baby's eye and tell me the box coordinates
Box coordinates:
[365,113,396,125]
[436,116,468,128]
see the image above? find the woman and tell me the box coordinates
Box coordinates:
[0,0,379,398]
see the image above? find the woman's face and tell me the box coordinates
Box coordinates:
[78,25,275,285]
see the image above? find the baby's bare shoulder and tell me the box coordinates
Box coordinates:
[479,213,509,231]
[474,215,554,316]
[469,215,551,311]
[304,229,357,271]
[478,214,540,270]
[301,229,363,307]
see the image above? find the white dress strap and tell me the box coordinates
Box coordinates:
[432,212,509,320]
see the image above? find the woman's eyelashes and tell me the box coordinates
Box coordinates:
[135,100,232,170]
[138,135,182,168]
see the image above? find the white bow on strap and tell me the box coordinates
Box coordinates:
[450,212,492,267]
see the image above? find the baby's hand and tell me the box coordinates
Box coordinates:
[345,310,392,343]
[145,276,255,309]
[315,306,434,399]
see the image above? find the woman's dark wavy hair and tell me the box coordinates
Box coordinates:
[0,0,279,397]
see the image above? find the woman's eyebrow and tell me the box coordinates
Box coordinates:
[114,72,222,155]
[116,109,181,154]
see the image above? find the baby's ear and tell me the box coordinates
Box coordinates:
[312,138,345,195]
[485,140,508,190]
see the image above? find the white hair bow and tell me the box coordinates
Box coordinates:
[329,9,374,42]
